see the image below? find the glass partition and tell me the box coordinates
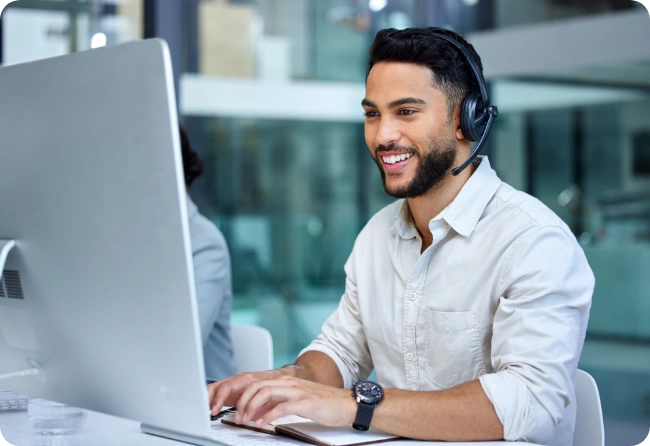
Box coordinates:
[194,0,640,83]
[1,0,143,66]
[493,86,650,440]
[184,116,391,363]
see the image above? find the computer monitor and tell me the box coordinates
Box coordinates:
[0,40,223,445]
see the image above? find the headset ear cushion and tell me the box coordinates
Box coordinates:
[460,93,485,142]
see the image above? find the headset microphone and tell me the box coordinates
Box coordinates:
[431,32,498,176]
[452,105,498,176]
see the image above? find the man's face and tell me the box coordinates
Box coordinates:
[363,62,460,198]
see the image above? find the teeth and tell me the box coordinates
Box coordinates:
[382,153,412,165]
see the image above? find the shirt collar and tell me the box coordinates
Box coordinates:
[393,156,501,239]
[394,200,419,240]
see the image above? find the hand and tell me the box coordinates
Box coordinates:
[208,370,284,416]
[234,375,357,428]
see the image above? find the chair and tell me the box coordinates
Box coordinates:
[573,369,605,446]
[231,325,274,374]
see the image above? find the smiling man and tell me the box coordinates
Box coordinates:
[208,27,594,446]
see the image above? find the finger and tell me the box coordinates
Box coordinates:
[250,402,277,422]
[240,386,303,424]
[256,401,307,427]
[211,372,268,415]
[237,376,301,408]
[235,380,279,421]
[230,375,300,420]
[207,381,224,409]
[212,380,243,415]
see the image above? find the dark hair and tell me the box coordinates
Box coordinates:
[367,27,483,118]
[179,125,204,187]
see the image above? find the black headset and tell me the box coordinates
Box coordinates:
[431,32,498,176]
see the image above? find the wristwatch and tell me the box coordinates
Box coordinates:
[351,380,384,431]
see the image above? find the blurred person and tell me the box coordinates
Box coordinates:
[206,28,593,445]
[180,125,235,381]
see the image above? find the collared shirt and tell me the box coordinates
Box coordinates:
[187,195,235,381]
[301,157,594,446]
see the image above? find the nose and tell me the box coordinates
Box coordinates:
[373,117,401,148]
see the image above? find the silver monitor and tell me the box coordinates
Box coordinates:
[0,40,223,445]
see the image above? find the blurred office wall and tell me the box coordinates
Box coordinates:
[2,1,649,444]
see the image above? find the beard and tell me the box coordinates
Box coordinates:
[373,137,457,199]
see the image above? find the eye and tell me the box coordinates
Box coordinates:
[399,109,416,116]
[364,110,379,118]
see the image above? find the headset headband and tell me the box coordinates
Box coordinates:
[430,32,489,108]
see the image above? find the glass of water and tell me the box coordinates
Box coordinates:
[28,398,87,435]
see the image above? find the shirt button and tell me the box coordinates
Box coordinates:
[414,236,419,241]
[406,352,415,361]
[408,292,417,301]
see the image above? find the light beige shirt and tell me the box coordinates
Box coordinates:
[301,157,594,446]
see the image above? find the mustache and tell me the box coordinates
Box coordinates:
[375,143,418,155]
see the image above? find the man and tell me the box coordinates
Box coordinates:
[208,27,593,445]
[180,126,236,381]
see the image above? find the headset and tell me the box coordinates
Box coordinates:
[431,32,499,176]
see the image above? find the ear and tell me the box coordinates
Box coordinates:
[453,104,465,141]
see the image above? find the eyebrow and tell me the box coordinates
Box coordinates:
[361,97,426,109]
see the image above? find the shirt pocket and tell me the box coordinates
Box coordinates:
[424,310,485,389]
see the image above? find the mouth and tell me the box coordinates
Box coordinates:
[378,151,414,173]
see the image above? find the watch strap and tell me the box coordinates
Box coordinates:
[352,401,375,431]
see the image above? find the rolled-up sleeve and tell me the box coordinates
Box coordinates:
[479,226,594,444]
[299,247,374,389]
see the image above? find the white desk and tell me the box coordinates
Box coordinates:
[0,408,539,446]
[0,408,178,446]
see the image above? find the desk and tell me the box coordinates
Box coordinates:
[0,408,177,446]
[0,408,540,446]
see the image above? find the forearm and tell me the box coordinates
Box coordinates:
[278,350,344,388]
[372,380,503,441]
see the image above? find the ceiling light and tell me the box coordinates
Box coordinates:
[369,0,388,12]
[91,33,107,49]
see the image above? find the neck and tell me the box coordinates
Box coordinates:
[407,154,477,252]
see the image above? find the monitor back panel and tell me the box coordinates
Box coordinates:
[0,39,209,435]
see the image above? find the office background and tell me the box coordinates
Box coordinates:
[1,1,649,444]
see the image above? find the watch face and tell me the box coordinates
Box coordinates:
[354,381,384,404]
